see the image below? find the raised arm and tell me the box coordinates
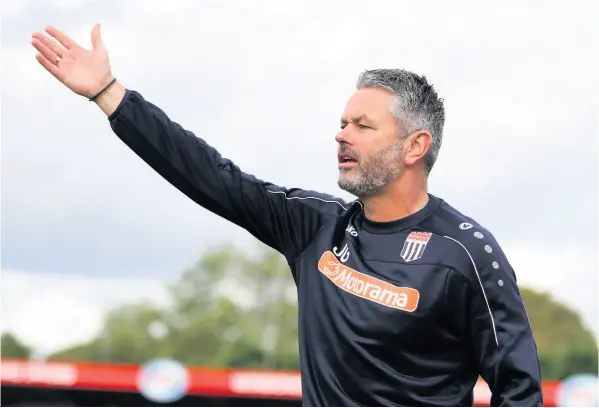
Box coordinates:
[31,24,346,262]
[108,89,346,260]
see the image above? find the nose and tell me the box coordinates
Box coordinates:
[335,126,351,145]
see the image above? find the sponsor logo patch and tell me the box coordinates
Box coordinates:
[400,231,432,262]
[317,251,420,312]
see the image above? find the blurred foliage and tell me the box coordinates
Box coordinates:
[2,243,597,380]
[1,332,31,359]
[47,243,299,370]
[520,288,598,379]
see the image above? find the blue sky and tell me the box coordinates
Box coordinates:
[2,0,597,353]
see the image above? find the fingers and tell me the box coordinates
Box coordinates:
[32,32,66,58]
[91,23,104,50]
[35,53,63,81]
[31,38,61,67]
[45,26,78,50]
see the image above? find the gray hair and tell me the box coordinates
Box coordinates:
[356,69,445,175]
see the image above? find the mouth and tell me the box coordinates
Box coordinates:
[338,154,358,168]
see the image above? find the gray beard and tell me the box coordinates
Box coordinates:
[338,140,403,198]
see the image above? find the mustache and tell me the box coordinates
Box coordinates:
[338,145,361,161]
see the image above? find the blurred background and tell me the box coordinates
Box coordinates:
[1,0,598,406]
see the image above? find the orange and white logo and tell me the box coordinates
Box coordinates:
[317,251,420,312]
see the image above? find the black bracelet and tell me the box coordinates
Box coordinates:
[88,78,117,102]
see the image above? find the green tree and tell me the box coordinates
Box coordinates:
[1,332,32,359]
[50,243,299,369]
[521,288,598,379]
[51,301,170,363]
[162,243,299,369]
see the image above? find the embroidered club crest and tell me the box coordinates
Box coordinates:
[401,232,432,262]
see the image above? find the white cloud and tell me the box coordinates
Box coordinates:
[51,0,97,9]
[0,0,31,14]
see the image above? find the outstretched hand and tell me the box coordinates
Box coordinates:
[32,24,114,98]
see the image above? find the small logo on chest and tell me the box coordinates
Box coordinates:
[400,232,433,262]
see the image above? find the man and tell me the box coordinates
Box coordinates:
[31,24,543,407]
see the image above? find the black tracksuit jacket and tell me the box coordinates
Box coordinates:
[107,89,543,407]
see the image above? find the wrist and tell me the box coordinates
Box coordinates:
[94,80,127,117]
[88,77,117,101]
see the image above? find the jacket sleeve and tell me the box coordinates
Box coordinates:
[447,232,543,407]
[107,89,345,262]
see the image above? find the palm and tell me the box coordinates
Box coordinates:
[32,24,113,98]
[58,51,110,96]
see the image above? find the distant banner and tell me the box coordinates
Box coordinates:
[0,358,560,406]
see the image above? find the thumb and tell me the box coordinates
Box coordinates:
[91,23,104,50]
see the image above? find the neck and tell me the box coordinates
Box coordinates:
[360,171,429,222]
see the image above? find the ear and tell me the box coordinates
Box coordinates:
[403,130,432,167]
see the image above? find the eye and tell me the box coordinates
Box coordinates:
[340,122,371,130]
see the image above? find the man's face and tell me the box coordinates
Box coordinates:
[336,88,405,198]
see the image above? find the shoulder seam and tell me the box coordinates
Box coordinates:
[442,235,499,346]
[261,188,358,263]
[264,188,352,211]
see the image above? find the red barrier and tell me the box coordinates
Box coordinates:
[0,359,559,405]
